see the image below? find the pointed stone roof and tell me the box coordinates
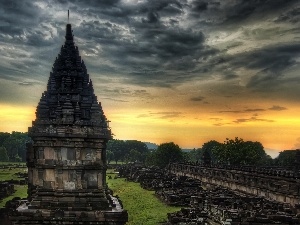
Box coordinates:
[31,24,111,139]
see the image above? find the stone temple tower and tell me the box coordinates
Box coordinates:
[11,24,127,224]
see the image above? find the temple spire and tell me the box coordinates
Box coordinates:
[66,10,73,41]
[65,23,73,41]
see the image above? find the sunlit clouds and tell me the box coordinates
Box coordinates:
[0,0,299,151]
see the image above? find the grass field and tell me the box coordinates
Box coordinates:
[107,170,180,225]
[0,167,27,181]
[0,185,27,208]
[0,162,26,166]
[0,163,28,208]
[0,165,179,225]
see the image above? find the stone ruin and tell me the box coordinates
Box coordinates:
[10,23,128,225]
[170,162,300,206]
[117,164,300,225]
[0,182,15,200]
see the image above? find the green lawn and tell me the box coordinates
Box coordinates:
[0,167,28,181]
[0,163,28,208]
[0,166,180,225]
[0,162,26,166]
[107,171,180,225]
[0,185,28,207]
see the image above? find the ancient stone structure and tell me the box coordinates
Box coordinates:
[10,23,127,224]
[169,163,300,206]
[118,164,300,225]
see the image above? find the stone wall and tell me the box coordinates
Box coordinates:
[118,164,300,225]
[169,163,300,206]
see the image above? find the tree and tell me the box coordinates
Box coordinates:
[145,151,156,166]
[107,140,126,164]
[106,150,114,164]
[184,148,202,162]
[106,139,149,164]
[148,142,184,168]
[274,150,297,166]
[14,154,22,162]
[125,140,149,163]
[212,137,268,165]
[202,140,222,163]
[1,132,29,162]
[132,149,142,162]
[0,132,10,146]
[0,147,9,162]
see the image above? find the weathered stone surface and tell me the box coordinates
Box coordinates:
[10,23,127,225]
[118,164,300,225]
[169,163,300,206]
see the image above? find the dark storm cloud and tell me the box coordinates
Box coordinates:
[25,31,58,47]
[77,20,120,41]
[188,0,299,25]
[143,11,160,23]
[275,7,300,23]
[0,0,299,106]
[209,41,300,88]
[73,11,209,86]
[77,0,121,6]
[191,1,209,12]
[229,43,300,89]
[52,0,121,8]
[0,0,42,36]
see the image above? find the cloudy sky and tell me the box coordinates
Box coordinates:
[0,0,299,154]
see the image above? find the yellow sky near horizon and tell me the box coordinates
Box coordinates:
[1,102,300,154]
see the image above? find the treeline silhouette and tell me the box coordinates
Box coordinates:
[0,132,297,167]
[0,132,30,162]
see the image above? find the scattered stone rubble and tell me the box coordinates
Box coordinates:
[0,171,28,202]
[0,182,15,200]
[170,163,300,206]
[118,164,300,225]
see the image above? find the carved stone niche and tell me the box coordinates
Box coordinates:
[76,170,82,189]
[83,149,96,161]
[38,148,44,159]
[75,148,81,160]
[96,150,102,160]
[83,171,98,188]
[62,170,76,190]
[44,147,55,159]
[56,169,64,189]
[38,169,44,186]
[64,181,76,190]
[60,147,76,161]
